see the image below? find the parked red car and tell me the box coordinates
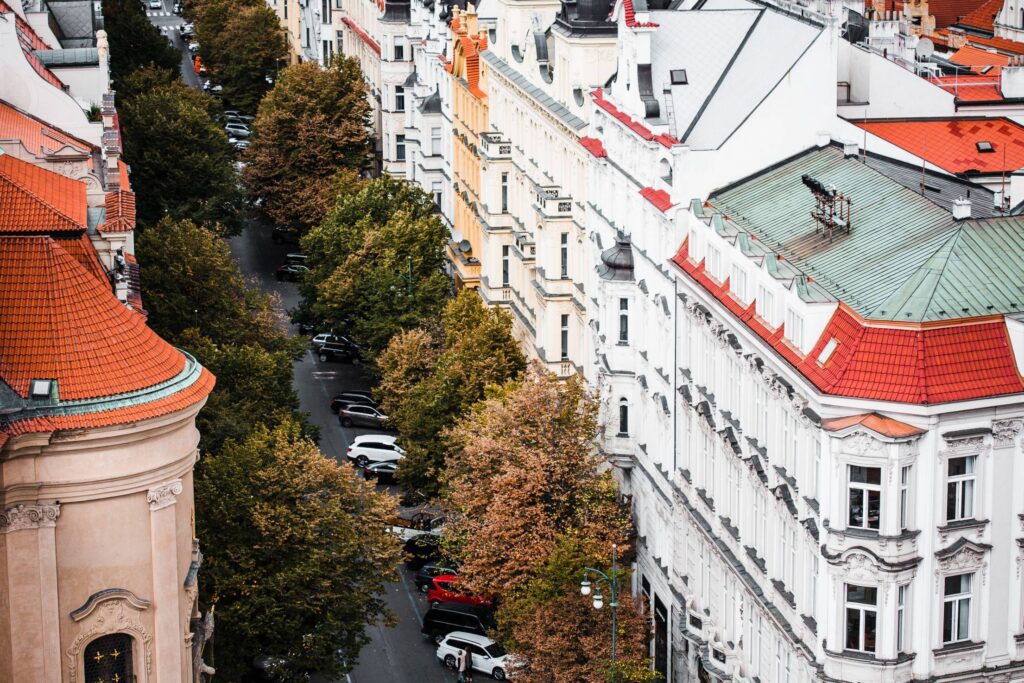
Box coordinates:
[426,575,494,608]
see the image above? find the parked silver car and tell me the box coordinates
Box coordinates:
[338,404,389,429]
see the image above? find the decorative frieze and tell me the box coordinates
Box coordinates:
[0,503,60,533]
[147,479,183,511]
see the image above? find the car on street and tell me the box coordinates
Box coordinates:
[229,138,249,151]
[390,504,445,541]
[148,0,162,8]
[338,403,387,427]
[346,434,404,467]
[224,123,250,138]
[274,263,307,281]
[330,391,377,413]
[436,632,512,681]
[421,603,495,644]
[318,341,360,364]
[187,40,199,53]
[414,561,458,592]
[180,22,194,35]
[271,226,300,244]
[225,115,249,126]
[404,534,441,569]
[284,252,307,265]
[362,460,397,484]
[311,332,358,350]
[427,574,494,608]
[173,1,182,12]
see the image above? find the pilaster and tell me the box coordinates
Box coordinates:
[148,480,183,681]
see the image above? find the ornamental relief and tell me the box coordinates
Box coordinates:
[67,598,152,683]
[842,431,885,457]
[839,551,879,584]
[935,548,988,594]
[942,436,986,453]
[0,503,60,533]
[993,419,1023,448]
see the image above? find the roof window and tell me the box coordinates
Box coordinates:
[977,141,995,153]
[30,379,53,399]
[670,69,688,85]
[817,338,839,365]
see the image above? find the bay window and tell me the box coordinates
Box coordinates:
[848,465,881,530]
[845,584,878,653]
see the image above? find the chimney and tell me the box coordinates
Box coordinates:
[464,2,478,35]
[1001,57,1024,98]
[952,196,971,220]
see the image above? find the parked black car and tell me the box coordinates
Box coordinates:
[318,342,359,363]
[275,263,308,281]
[404,533,441,569]
[363,460,397,484]
[414,562,458,593]
[271,226,300,244]
[422,602,495,644]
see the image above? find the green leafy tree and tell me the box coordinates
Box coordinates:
[196,422,402,681]
[194,0,288,112]
[377,291,525,495]
[136,217,288,348]
[103,0,181,85]
[119,80,245,232]
[243,60,372,230]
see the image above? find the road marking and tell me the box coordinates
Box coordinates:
[399,569,425,627]
[312,371,338,379]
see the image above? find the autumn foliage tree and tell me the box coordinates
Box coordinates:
[376,291,526,496]
[196,422,402,681]
[442,367,655,682]
[243,60,372,230]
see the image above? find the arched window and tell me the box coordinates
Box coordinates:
[84,633,133,683]
[659,158,673,185]
[618,399,629,436]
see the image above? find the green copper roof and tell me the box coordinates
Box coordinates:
[707,146,1024,322]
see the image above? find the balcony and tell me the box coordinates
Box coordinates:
[535,186,573,219]
[479,131,511,160]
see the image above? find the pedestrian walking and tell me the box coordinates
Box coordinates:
[457,646,474,683]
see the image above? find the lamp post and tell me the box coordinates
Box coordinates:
[581,544,620,682]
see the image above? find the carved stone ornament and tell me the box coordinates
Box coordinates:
[842,552,878,583]
[67,591,152,683]
[845,431,882,457]
[147,479,183,511]
[0,503,60,533]
[943,436,985,453]
[993,419,1023,447]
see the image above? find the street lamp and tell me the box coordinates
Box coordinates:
[581,544,620,681]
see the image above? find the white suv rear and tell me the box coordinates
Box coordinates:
[436,631,512,680]
[346,434,405,468]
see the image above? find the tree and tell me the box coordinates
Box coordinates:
[243,60,371,230]
[119,80,245,232]
[136,217,288,348]
[377,291,525,495]
[442,367,632,598]
[193,0,288,112]
[102,0,181,85]
[196,422,402,681]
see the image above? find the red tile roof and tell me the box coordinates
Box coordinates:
[621,0,660,28]
[0,100,94,158]
[921,0,993,28]
[822,413,926,438]
[672,239,1024,404]
[963,33,1024,54]
[1,367,215,444]
[928,74,1003,101]
[592,89,679,149]
[0,236,186,401]
[101,189,136,232]
[957,0,1002,31]
[0,153,87,233]
[342,17,381,56]
[854,117,1024,174]
[58,233,108,284]
[949,44,1008,74]
[579,136,608,158]
[640,186,673,212]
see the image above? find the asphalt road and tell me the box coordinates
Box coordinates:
[228,224,458,683]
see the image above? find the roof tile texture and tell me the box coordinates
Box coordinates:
[0,154,87,232]
[855,117,1024,173]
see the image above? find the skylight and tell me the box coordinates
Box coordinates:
[817,338,839,365]
[977,141,995,153]
[670,69,688,85]
[30,379,53,399]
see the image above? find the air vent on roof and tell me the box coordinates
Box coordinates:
[30,379,53,399]
[670,69,688,85]
[977,141,995,153]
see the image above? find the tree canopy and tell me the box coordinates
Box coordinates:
[377,290,525,496]
[196,422,401,681]
[118,75,245,232]
[298,175,450,355]
[193,0,287,112]
[243,60,372,230]
[103,0,181,86]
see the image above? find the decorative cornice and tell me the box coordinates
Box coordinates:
[0,503,60,533]
[147,479,182,511]
[70,588,151,622]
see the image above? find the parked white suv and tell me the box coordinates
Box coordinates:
[436,631,512,680]
[346,434,404,468]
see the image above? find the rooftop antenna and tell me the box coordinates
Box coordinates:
[803,174,852,240]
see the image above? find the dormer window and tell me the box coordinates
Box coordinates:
[976,141,995,153]
[30,379,53,399]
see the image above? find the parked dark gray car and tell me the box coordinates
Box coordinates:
[338,404,389,428]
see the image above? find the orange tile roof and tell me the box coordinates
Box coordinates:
[0,153,87,232]
[965,33,1024,54]
[958,0,1001,30]
[0,100,94,158]
[949,45,1008,74]
[102,189,136,232]
[929,74,1003,101]
[854,117,1024,173]
[0,236,186,401]
[57,233,108,284]
[821,412,926,438]
[927,0,993,27]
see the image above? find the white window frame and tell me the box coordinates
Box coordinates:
[845,584,878,653]
[942,573,973,644]
[946,455,977,522]
[897,584,908,653]
[430,126,441,155]
[848,465,882,531]
[900,465,912,531]
[731,264,747,303]
[618,298,629,344]
[786,308,804,349]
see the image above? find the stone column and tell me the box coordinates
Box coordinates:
[148,481,183,682]
[990,420,1022,663]
[0,503,61,683]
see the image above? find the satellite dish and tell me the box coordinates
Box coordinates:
[916,38,935,61]
[458,239,472,254]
